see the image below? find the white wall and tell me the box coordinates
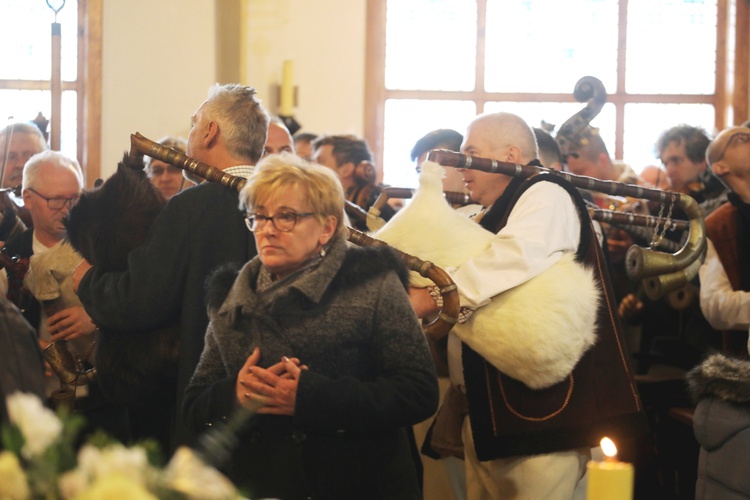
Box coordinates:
[100,0,217,179]
[242,0,367,137]
[100,0,367,179]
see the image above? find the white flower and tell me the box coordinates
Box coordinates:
[6,392,62,458]
[76,472,157,500]
[58,467,89,500]
[164,447,240,499]
[78,443,153,484]
[0,451,30,500]
[59,444,158,499]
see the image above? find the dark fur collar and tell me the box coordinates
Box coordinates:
[336,244,410,291]
[687,353,750,404]
[205,242,410,312]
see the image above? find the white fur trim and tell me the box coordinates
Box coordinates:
[452,253,599,389]
[375,161,494,288]
[375,160,600,389]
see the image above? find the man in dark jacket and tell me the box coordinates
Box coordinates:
[74,84,268,450]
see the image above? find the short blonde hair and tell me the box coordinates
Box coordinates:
[240,152,347,239]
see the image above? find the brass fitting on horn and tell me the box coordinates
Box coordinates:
[43,340,96,386]
[640,252,705,301]
[624,194,706,299]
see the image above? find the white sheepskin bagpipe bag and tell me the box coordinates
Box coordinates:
[374,161,600,389]
[24,240,93,356]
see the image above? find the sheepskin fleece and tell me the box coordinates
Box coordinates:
[24,240,91,355]
[452,252,598,388]
[24,240,82,305]
[374,161,599,389]
[375,161,494,288]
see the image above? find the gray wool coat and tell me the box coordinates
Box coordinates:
[183,236,439,499]
[689,353,750,499]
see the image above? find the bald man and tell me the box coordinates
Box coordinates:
[699,126,750,355]
[413,112,643,500]
[263,119,294,157]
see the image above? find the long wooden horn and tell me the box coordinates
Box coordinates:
[129,132,460,340]
[427,149,706,299]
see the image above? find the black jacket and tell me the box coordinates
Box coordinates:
[77,180,257,448]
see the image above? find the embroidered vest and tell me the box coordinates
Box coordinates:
[706,203,740,290]
[705,203,748,356]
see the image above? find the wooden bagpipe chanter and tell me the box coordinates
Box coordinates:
[128,131,705,347]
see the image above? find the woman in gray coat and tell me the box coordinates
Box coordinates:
[688,353,750,499]
[183,154,439,499]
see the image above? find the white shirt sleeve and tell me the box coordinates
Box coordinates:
[699,238,750,331]
[449,182,581,309]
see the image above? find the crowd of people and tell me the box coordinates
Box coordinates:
[1,82,749,499]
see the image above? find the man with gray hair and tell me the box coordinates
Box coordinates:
[74,83,268,449]
[412,112,643,499]
[5,150,85,332]
[0,123,48,243]
[6,150,134,441]
[0,123,47,190]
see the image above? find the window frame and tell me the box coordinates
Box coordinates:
[365,0,748,177]
[0,0,102,186]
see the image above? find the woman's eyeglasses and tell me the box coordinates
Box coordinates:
[245,211,316,232]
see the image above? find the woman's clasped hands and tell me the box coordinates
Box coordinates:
[236,346,305,416]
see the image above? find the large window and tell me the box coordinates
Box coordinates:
[0,0,101,184]
[366,0,743,189]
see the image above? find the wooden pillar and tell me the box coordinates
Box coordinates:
[50,22,62,151]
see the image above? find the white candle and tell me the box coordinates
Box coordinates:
[280,60,294,116]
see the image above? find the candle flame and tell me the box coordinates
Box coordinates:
[600,437,617,458]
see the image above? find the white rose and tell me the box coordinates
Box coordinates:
[0,450,30,500]
[5,393,62,458]
[78,444,152,484]
[164,447,240,499]
[76,472,157,500]
[58,468,90,500]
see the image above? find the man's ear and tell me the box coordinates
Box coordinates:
[712,161,728,177]
[22,190,32,207]
[506,145,522,163]
[204,121,219,148]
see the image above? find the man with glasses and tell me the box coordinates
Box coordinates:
[691,126,750,498]
[0,123,48,243]
[6,150,134,441]
[74,83,267,450]
[5,150,85,332]
[700,126,750,356]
